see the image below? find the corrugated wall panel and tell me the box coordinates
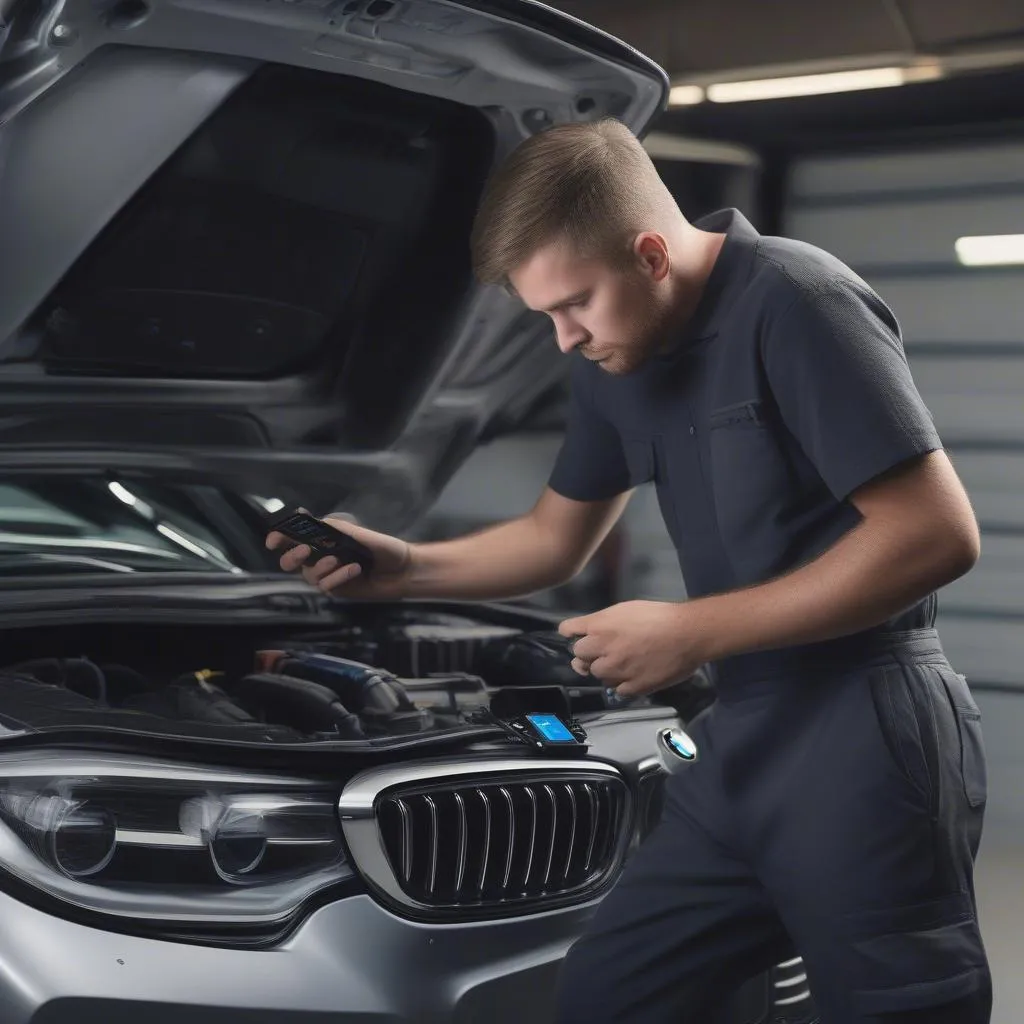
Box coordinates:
[787,195,1024,269]
[940,534,1024,617]
[786,142,1024,689]
[787,142,1024,198]
[874,274,1024,347]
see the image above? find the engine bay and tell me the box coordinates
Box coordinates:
[0,607,716,747]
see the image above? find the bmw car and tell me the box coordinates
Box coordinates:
[0,0,816,1020]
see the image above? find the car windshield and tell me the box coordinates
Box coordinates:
[0,476,267,575]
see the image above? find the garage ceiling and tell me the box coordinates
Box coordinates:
[555,0,1024,81]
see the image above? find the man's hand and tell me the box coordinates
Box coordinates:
[558,600,708,697]
[267,512,413,599]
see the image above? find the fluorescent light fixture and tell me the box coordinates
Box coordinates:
[708,67,907,102]
[955,234,1024,267]
[668,61,942,106]
[668,84,705,106]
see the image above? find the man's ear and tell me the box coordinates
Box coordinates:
[633,231,671,281]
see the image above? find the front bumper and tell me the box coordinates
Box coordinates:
[0,888,595,1023]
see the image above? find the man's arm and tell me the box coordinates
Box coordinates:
[693,448,979,661]
[699,276,981,655]
[403,354,636,601]
[275,353,636,601]
[272,487,631,601]
[402,487,632,601]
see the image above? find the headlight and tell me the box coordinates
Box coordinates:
[0,751,354,935]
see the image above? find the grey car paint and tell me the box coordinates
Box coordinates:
[0,888,593,1023]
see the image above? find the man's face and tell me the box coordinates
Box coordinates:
[508,236,669,376]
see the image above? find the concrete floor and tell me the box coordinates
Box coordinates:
[971,691,1024,1024]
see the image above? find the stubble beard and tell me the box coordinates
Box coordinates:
[601,301,674,376]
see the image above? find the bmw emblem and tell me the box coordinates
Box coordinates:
[659,727,698,763]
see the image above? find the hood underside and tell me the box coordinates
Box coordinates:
[0,0,667,531]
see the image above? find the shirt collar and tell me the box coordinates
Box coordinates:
[661,207,761,357]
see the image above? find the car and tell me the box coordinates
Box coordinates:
[0,0,818,1020]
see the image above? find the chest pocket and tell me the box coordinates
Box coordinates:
[707,398,799,584]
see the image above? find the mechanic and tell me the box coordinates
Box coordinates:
[268,118,991,1024]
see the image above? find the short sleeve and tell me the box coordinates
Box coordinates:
[548,357,632,501]
[762,279,943,502]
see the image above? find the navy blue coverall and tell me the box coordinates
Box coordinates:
[550,209,991,1023]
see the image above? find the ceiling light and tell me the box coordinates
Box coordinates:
[955,234,1024,267]
[668,85,705,106]
[705,65,938,103]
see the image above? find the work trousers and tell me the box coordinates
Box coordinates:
[557,629,992,1023]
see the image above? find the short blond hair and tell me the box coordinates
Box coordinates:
[470,118,678,287]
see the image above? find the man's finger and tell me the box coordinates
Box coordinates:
[570,657,591,676]
[558,616,589,638]
[267,508,311,550]
[300,556,340,585]
[316,563,363,593]
[618,674,673,697]
[615,679,655,698]
[589,658,626,685]
[279,544,313,572]
[569,634,600,662]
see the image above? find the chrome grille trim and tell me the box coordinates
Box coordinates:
[454,792,468,894]
[541,784,558,887]
[499,785,515,890]
[563,784,578,882]
[424,794,439,897]
[774,989,813,1006]
[771,956,816,1014]
[583,782,599,872]
[395,798,413,884]
[775,971,809,988]
[476,788,491,896]
[522,785,538,890]
[340,758,630,916]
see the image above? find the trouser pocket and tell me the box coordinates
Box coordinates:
[867,664,936,813]
[935,669,988,809]
[867,661,988,817]
[845,892,989,1016]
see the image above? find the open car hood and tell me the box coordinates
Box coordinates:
[0,0,667,531]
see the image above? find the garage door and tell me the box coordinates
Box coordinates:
[785,140,1024,690]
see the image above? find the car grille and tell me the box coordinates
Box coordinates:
[339,759,631,917]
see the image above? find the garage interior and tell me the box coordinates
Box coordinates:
[0,0,1019,1018]
[419,2,1024,1019]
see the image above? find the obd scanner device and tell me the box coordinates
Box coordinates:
[506,712,588,751]
[267,508,375,574]
[472,685,589,754]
